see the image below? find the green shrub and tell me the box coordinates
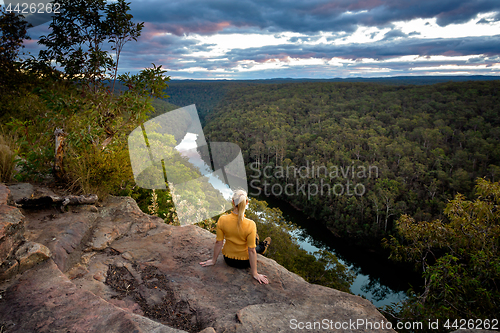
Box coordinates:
[65,143,133,199]
[131,187,179,224]
[383,178,500,331]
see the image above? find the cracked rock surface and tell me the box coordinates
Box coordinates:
[1,183,396,333]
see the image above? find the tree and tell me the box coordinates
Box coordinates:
[375,178,401,231]
[0,7,31,64]
[384,178,500,329]
[38,0,109,89]
[0,7,34,119]
[105,0,144,93]
[37,0,143,91]
[0,7,31,85]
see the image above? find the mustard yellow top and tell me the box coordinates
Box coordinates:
[216,212,257,260]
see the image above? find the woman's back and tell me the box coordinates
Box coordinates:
[217,212,256,260]
[199,189,270,284]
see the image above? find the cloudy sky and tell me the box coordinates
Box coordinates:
[6,0,500,79]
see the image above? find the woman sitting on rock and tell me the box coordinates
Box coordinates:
[199,189,271,284]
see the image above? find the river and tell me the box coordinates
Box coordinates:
[256,194,423,308]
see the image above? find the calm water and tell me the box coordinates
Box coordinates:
[256,194,422,308]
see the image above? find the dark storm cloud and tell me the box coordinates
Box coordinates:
[477,12,500,24]
[466,56,486,63]
[223,35,500,63]
[381,29,408,40]
[131,0,500,35]
[130,23,217,57]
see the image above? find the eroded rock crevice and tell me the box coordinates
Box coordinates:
[105,263,204,333]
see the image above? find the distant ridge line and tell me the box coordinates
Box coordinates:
[169,75,500,85]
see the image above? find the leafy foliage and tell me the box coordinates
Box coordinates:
[0,132,20,182]
[37,0,143,91]
[105,0,144,93]
[383,178,500,331]
[0,6,31,66]
[0,7,34,112]
[60,65,169,196]
[1,61,169,198]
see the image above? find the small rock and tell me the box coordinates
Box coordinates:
[66,264,89,280]
[15,241,51,272]
[93,272,106,282]
[198,327,216,333]
[123,262,142,284]
[121,252,133,260]
[81,252,96,265]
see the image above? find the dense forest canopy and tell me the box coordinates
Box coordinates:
[202,81,500,240]
[165,76,500,126]
[165,81,250,125]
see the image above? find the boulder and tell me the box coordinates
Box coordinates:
[0,205,24,241]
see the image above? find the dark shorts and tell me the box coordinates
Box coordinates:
[223,238,266,269]
[223,255,250,268]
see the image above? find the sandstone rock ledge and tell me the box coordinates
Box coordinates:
[0,183,395,333]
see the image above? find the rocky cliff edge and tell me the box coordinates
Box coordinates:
[0,183,395,333]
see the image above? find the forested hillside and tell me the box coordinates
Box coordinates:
[203,81,500,241]
[164,76,500,125]
[166,81,250,125]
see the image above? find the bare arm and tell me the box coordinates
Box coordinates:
[199,240,223,266]
[248,247,268,284]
